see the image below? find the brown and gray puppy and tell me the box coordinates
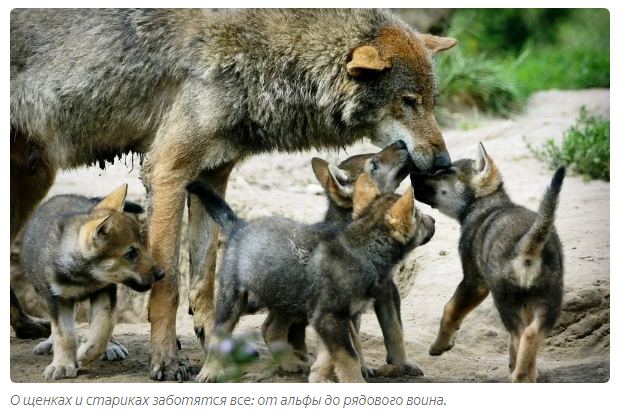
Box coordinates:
[187,174,434,383]
[21,185,164,380]
[257,141,418,377]
[411,143,565,383]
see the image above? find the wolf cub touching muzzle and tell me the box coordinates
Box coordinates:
[21,185,165,380]
[250,140,421,377]
[188,174,434,383]
[411,143,565,383]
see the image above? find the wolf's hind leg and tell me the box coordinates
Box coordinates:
[430,277,489,356]
[314,313,364,383]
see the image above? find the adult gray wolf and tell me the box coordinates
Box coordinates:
[20,185,164,379]
[411,144,565,383]
[11,8,456,380]
[187,174,435,382]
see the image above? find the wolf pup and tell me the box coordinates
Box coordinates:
[260,141,421,377]
[188,174,434,382]
[12,9,456,380]
[21,185,165,379]
[411,143,564,383]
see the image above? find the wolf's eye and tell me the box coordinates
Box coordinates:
[124,247,139,261]
[402,96,417,109]
[370,160,379,171]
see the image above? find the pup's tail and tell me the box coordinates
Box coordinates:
[513,166,565,286]
[186,181,240,234]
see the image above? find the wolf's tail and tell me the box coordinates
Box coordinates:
[513,166,565,286]
[186,181,240,234]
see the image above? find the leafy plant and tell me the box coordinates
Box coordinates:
[527,107,609,181]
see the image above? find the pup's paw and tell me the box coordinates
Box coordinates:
[308,369,335,383]
[101,339,129,361]
[33,339,53,355]
[278,354,310,374]
[43,362,78,380]
[429,335,456,356]
[195,359,224,383]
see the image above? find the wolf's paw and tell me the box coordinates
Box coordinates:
[33,339,53,355]
[15,316,51,339]
[43,362,78,380]
[278,354,310,374]
[195,359,224,383]
[362,365,376,378]
[429,335,455,356]
[149,352,192,382]
[376,361,423,378]
[101,339,129,361]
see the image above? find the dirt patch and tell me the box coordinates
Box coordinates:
[10,89,610,383]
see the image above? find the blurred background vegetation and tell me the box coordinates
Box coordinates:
[396,8,610,118]
[395,8,610,181]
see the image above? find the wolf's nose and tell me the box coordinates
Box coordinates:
[155,269,166,281]
[433,153,451,169]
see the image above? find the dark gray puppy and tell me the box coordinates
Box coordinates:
[411,143,564,383]
[253,141,421,377]
[187,174,434,382]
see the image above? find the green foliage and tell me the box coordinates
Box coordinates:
[436,8,610,106]
[436,50,523,117]
[527,107,610,181]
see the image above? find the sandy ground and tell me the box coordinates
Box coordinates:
[10,89,610,383]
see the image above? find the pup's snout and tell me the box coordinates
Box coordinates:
[433,153,451,170]
[155,268,166,281]
[420,214,436,245]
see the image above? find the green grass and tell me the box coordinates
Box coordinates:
[436,50,524,118]
[527,107,610,181]
[434,8,610,109]
[510,47,610,97]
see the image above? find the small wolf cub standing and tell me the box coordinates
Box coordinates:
[188,174,434,382]
[21,185,165,380]
[411,143,565,383]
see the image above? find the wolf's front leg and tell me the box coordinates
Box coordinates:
[43,299,78,380]
[374,280,422,377]
[77,285,117,366]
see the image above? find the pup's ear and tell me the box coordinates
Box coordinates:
[420,34,458,55]
[327,164,353,208]
[352,173,380,218]
[385,187,417,243]
[81,215,113,246]
[311,158,330,187]
[347,45,392,77]
[472,143,502,197]
[94,184,128,213]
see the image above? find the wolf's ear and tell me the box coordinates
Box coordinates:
[326,164,353,207]
[347,45,392,77]
[94,184,128,213]
[420,34,458,55]
[472,143,502,197]
[81,215,113,246]
[386,187,417,243]
[312,158,330,187]
[352,173,380,218]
